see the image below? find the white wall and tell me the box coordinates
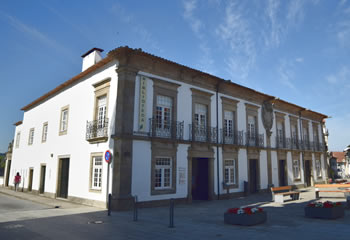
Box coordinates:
[10,60,118,204]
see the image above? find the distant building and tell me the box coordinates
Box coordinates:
[329,152,348,178]
[9,46,329,210]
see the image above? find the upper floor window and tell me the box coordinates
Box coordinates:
[59,106,69,135]
[42,122,48,143]
[277,121,284,143]
[313,126,319,143]
[195,103,207,127]
[15,132,21,148]
[303,126,309,142]
[156,95,172,130]
[97,95,107,129]
[28,128,34,145]
[247,115,256,140]
[224,111,234,137]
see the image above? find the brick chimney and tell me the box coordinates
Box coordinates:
[81,48,104,71]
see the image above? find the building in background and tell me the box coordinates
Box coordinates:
[329,151,348,178]
[9,46,329,210]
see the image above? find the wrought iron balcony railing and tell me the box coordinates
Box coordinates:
[275,136,291,149]
[301,140,312,151]
[245,132,264,147]
[221,129,244,145]
[189,124,217,143]
[149,118,184,140]
[86,118,109,142]
[291,137,299,150]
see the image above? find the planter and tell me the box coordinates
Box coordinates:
[224,211,267,226]
[304,206,345,219]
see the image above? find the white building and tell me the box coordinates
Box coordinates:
[7,46,328,210]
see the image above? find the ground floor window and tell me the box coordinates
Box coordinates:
[293,159,300,179]
[224,159,235,185]
[315,159,322,178]
[91,156,103,190]
[155,157,172,189]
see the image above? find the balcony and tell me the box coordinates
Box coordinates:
[276,136,291,149]
[221,129,244,146]
[313,141,325,152]
[149,118,184,140]
[86,118,109,143]
[245,132,264,147]
[300,140,312,151]
[291,137,300,150]
[189,124,217,143]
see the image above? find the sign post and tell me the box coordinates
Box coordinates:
[105,150,112,215]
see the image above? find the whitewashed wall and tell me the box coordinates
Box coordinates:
[10,60,118,205]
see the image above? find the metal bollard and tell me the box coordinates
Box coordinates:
[169,198,174,228]
[133,196,138,221]
[108,194,111,216]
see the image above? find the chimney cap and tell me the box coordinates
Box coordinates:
[81,48,104,58]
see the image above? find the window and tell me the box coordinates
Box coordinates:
[155,157,172,189]
[224,160,235,185]
[315,159,322,178]
[194,103,207,127]
[42,122,48,143]
[247,115,256,144]
[59,106,69,135]
[277,121,284,144]
[28,128,34,145]
[224,111,234,137]
[15,132,20,148]
[156,95,172,130]
[91,156,103,190]
[291,124,298,146]
[293,159,300,179]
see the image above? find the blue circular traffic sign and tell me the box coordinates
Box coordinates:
[105,150,112,163]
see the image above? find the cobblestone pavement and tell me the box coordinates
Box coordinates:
[1,187,350,239]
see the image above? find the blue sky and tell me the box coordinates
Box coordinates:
[0,0,349,153]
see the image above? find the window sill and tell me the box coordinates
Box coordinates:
[89,189,102,193]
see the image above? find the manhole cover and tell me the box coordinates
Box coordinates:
[88,221,103,224]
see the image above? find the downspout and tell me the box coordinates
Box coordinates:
[216,81,220,200]
[299,109,306,186]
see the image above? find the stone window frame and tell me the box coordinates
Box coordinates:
[41,122,48,143]
[151,143,177,195]
[92,78,111,122]
[89,152,103,193]
[59,105,70,136]
[221,97,239,140]
[191,88,213,127]
[28,128,35,145]
[15,132,20,148]
[152,77,180,126]
[312,122,320,144]
[275,112,286,146]
[245,103,260,143]
[289,116,299,143]
[222,148,239,189]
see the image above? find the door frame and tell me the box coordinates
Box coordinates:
[28,168,34,192]
[248,159,260,193]
[39,164,46,194]
[278,159,288,187]
[56,155,70,198]
[5,160,11,187]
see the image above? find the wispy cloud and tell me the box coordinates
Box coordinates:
[326,66,350,84]
[264,0,283,47]
[295,57,304,63]
[216,1,256,82]
[182,0,215,74]
[110,4,162,53]
[1,12,73,58]
[278,59,297,91]
[287,0,305,26]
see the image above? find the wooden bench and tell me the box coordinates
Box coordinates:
[271,186,300,203]
[315,184,350,199]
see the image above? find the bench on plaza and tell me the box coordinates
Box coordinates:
[271,186,300,203]
[315,184,350,199]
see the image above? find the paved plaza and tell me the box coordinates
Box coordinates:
[1,187,350,239]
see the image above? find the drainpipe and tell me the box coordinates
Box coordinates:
[299,109,306,187]
[216,81,221,200]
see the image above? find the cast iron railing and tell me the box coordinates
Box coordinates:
[276,136,291,149]
[221,129,244,145]
[149,118,184,140]
[245,132,264,147]
[86,118,109,141]
[189,124,217,143]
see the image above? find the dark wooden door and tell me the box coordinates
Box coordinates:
[28,169,33,191]
[5,160,11,187]
[249,159,258,193]
[58,158,69,198]
[305,160,311,187]
[39,165,46,194]
[279,160,287,186]
[192,158,209,200]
